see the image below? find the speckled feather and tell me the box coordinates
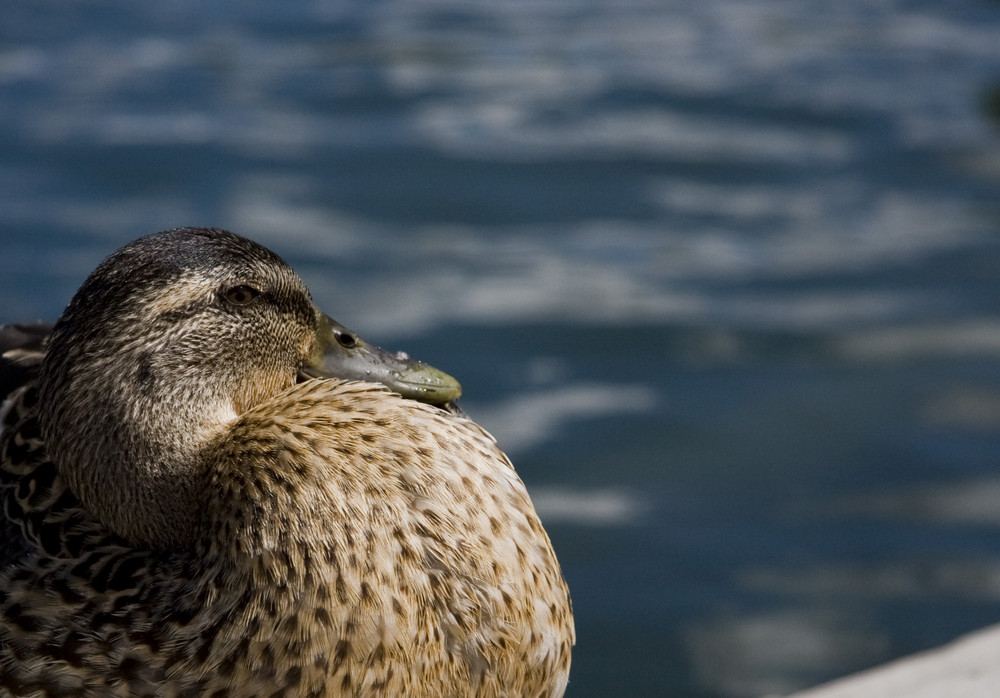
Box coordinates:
[0,228,573,697]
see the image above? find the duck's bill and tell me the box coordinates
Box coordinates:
[301,313,462,407]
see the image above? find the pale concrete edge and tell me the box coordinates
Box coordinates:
[772,623,1000,698]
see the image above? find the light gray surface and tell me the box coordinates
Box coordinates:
[781,624,1000,698]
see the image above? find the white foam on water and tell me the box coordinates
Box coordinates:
[686,609,890,697]
[837,321,1000,361]
[529,487,646,526]
[468,382,660,454]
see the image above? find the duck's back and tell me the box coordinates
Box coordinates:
[1,324,51,563]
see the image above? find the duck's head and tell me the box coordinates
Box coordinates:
[38,227,461,550]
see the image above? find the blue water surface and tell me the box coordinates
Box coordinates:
[3,1,1000,696]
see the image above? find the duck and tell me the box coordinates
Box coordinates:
[0,227,574,697]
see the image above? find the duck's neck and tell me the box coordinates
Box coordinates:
[40,345,239,550]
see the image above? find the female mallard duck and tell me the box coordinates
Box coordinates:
[0,228,574,697]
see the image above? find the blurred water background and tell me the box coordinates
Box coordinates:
[3,1,1000,696]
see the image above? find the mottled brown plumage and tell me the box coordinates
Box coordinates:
[0,228,573,697]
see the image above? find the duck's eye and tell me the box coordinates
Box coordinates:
[334,329,358,348]
[224,285,260,306]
